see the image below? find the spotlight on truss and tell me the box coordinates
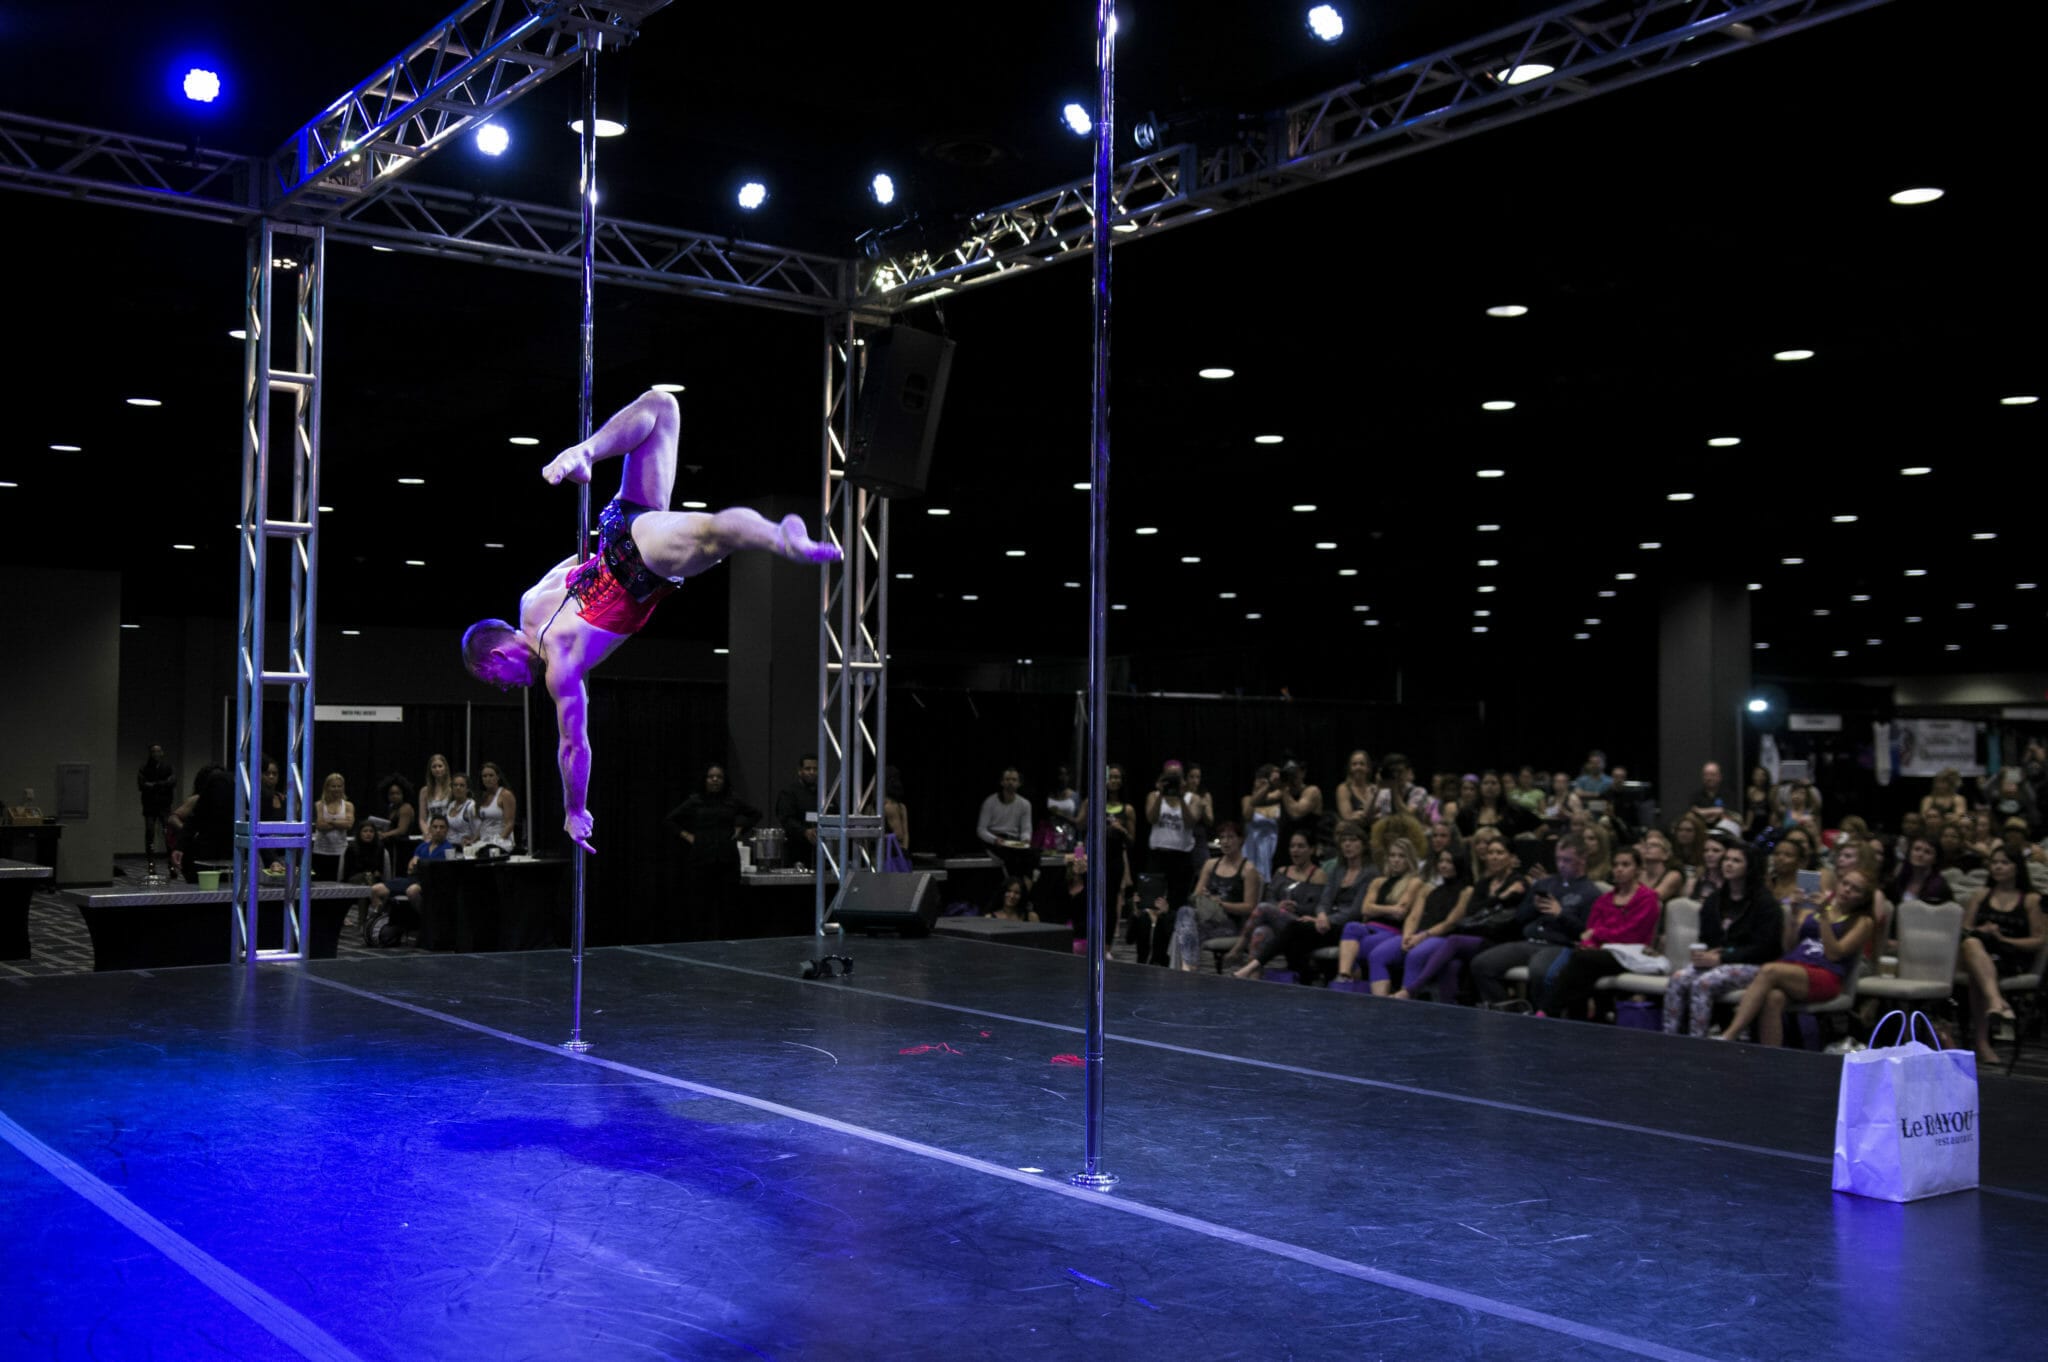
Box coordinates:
[737,181,768,211]
[1061,103,1093,136]
[1306,6,1345,42]
[871,173,896,207]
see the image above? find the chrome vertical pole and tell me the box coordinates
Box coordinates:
[1072,0,1118,1193]
[563,40,598,1055]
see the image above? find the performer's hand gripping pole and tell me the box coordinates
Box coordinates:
[562,40,600,1055]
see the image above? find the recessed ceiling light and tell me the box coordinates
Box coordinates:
[1337,568,1359,577]
[1473,609,1491,617]
[405,559,425,566]
[1958,602,1975,610]
[0,481,17,489]
[1005,549,1026,557]
[49,444,80,452]
[1574,632,1591,640]
[340,629,361,637]
[651,383,686,393]
[126,397,163,407]
[120,623,140,630]
[1480,400,1517,412]
[1198,368,1235,379]
[1254,435,1285,445]
[397,477,425,485]
[318,505,334,513]
[1072,482,1092,491]
[1136,526,1158,536]
[1640,542,1662,550]
[1598,590,1615,598]
[1478,559,1500,568]
[1833,514,1858,523]
[1754,642,1770,650]
[1292,504,1317,513]
[895,572,913,580]
[713,647,730,655]
[228,329,247,340]
[1945,643,1961,651]
[1363,619,1379,627]
[1245,612,1263,620]
[1179,555,1200,564]
[1904,568,1927,577]
[927,507,951,516]
[1867,639,1883,646]
[1833,650,1850,658]
[1476,469,1505,478]
[1814,609,1831,616]
[1478,524,1500,532]
[1905,616,1922,623]
[1900,466,1932,476]
[1314,541,1337,550]
[1220,592,1238,600]
[508,436,539,446]
[1782,557,1804,565]
[680,500,708,510]
[1972,532,1997,541]
[1889,187,1944,205]
[1111,603,1127,611]
[1706,437,1741,448]
[1063,582,1081,589]
[1584,618,1601,625]
[483,542,504,548]
[172,543,196,551]
[1496,63,1554,84]
[1615,573,1637,582]
[1667,491,1694,501]
[961,594,979,602]
[1485,304,1529,318]
[2000,395,2039,406]
[1993,623,2010,632]
[1748,583,1762,591]
[1851,594,1870,602]
[1472,625,1489,633]
[1773,350,1815,362]
[2020,583,2039,591]
[1477,585,1497,593]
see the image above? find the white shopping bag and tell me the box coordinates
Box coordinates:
[1832,1011,1980,1202]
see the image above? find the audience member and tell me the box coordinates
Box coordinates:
[1921,768,1969,822]
[1507,766,1544,815]
[1143,759,1203,911]
[990,875,1038,922]
[1425,818,1466,878]
[1638,829,1685,903]
[1042,765,1081,848]
[1184,763,1217,848]
[341,819,386,884]
[1686,761,1739,823]
[884,765,912,855]
[442,773,480,848]
[1472,836,1600,1007]
[775,753,820,867]
[1958,845,2045,1066]
[1543,846,1662,1019]
[1275,821,1379,980]
[1572,750,1614,798]
[1229,832,1327,972]
[1664,839,1779,1037]
[667,763,761,938]
[371,776,417,862]
[1579,822,1614,884]
[311,772,354,881]
[1081,763,1137,900]
[137,743,177,864]
[168,764,233,884]
[364,814,459,946]
[1718,869,1877,1045]
[1938,821,1985,874]
[1272,760,1325,858]
[1370,754,1429,821]
[1373,848,1474,999]
[1539,771,1582,824]
[1334,750,1378,826]
[1190,822,1261,939]
[474,760,518,854]
[1331,834,1424,983]
[419,754,455,825]
[1241,763,1283,881]
[1371,809,1430,873]
[978,765,1038,883]
[1887,835,1953,907]
[1458,771,1533,840]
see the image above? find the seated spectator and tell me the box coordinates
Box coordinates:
[1686,761,1740,824]
[1458,771,1534,840]
[1371,809,1430,873]
[1472,836,1601,1007]
[1740,773,1774,840]
[1228,832,1327,974]
[1638,828,1685,903]
[1426,773,1460,827]
[1190,821,1261,938]
[1825,838,1892,953]
[364,814,460,946]
[990,875,1039,922]
[419,753,455,826]
[1374,848,1475,999]
[1425,817,1467,879]
[1462,833,1531,942]
[1543,846,1663,1019]
[1921,767,1969,823]
[1272,821,1379,980]
[1370,754,1430,822]
[1507,766,1544,816]
[1718,869,1878,1044]
[341,819,386,884]
[1670,812,1709,896]
[1572,750,1614,799]
[1966,810,1998,862]
[442,773,480,848]
[371,776,418,862]
[1889,811,1925,874]
[475,761,519,854]
[1958,845,2045,1066]
[1580,821,1615,884]
[1241,763,1283,883]
[1766,836,1818,915]
[1042,765,1080,849]
[257,754,287,871]
[311,772,354,882]
[168,765,233,884]
[978,766,1037,881]
[1777,782,1822,841]
[1330,834,1424,982]
[1539,771,1582,825]
[1664,838,1780,1037]
[1989,766,2040,836]
[1887,835,1954,906]
[1333,750,1378,827]
[2000,818,2046,867]
[1938,821,1985,874]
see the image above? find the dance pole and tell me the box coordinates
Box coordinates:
[1071,0,1118,1193]
[562,40,598,1055]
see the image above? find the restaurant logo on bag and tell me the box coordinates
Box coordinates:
[1899,1109,1977,1146]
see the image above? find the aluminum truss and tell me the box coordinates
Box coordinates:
[232,222,326,966]
[266,1,671,216]
[813,319,890,931]
[0,111,253,224]
[858,0,1895,304]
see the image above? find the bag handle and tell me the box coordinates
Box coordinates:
[1908,1010,1944,1051]
[1869,1009,1945,1051]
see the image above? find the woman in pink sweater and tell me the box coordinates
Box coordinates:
[1542,845,1662,1019]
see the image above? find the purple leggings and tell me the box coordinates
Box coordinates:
[1402,934,1484,995]
[1339,920,1398,978]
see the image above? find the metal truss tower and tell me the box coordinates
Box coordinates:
[232,221,326,966]
[813,317,890,931]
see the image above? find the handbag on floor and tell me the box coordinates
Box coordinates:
[1832,1010,1979,1202]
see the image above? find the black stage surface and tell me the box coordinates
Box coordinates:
[4,936,2041,1361]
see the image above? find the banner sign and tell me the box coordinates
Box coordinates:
[314,705,404,723]
[1896,718,1984,777]
[1789,714,1843,732]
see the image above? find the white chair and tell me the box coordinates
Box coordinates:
[1859,899,1964,1014]
[1604,897,1701,995]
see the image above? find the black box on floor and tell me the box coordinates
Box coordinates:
[828,868,940,937]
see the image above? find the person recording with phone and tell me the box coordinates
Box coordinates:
[1146,760,1200,913]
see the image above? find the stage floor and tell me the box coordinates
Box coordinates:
[4,935,2042,1361]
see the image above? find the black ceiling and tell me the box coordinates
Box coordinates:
[1,0,2041,696]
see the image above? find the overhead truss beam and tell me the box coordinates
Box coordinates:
[857,0,1895,305]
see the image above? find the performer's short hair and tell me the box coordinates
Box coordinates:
[461,619,525,681]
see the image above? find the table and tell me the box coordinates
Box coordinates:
[0,822,62,872]
[59,879,364,971]
[1,858,55,959]
[412,856,571,952]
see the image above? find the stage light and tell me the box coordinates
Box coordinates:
[227,329,246,340]
[1337,568,1359,577]
[1905,568,1927,576]
[1486,304,1528,318]
[126,398,162,407]
[1477,585,1497,593]
[1062,103,1093,136]
[1136,526,1159,536]
[2001,395,2039,405]
[49,444,80,452]
[405,559,426,567]
[926,507,950,516]
[475,123,509,156]
[1773,349,1815,361]
[1246,612,1263,621]
[1748,698,1770,713]
[1833,650,1850,658]
[1254,434,1284,445]
[1616,573,1636,581]
[652,383,685,393]
[681,500,708,510]
[1814,609,1831,617]
[508,436,539,446]
[737,181,768,211]
[397,477,425,485]
[1220,592,1238,600]
[1640,541,1662,550]
[1005,549,1026,557]
[1852,594,1871,602]
[1667,492,1694,501]
[1496,64,1554,85]
[1973,532,1997,541]
[1889,187,1943,205]
[484,542,504,549]
[1707,436,1741,447]
[1315,542,1337,550]
[1480,400,1516,411]
[1900,466,1932,476]
[1476,469,1504,479]
[318,505,333,513]
[1306,6,1345,42]
[1180,556,1201,564]
[182,68,221,103]
[567,118,626,137]
[1073,482,1091,491]
[1198,368,1234,379]
[871,173,896,206]
[1833,514,1858,523]
[1477,523,1500,532]
[1599,590,1615,598]
[1479,559,1500,568]
[0,481,16,489]
[172,543,196,551]
[1472,625,1489,633]
[896,573,913,580]
[1782,557,1803,565]
[1292,504,1317,513]
[1755,642,1770,650]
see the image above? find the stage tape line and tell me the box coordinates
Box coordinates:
[302,970,1719,1362]
[615,943,2048,1207]
[0,1108,368,1362]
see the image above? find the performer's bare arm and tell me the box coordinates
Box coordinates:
[553,673,595,853]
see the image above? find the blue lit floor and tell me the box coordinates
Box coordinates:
[3,938,2042,1361]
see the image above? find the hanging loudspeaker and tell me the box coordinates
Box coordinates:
[847,327,954,499]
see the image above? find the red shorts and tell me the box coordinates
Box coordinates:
[1796,964,1842,1003]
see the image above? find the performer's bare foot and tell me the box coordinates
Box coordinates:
[776,514,843,564]
[541,448,593,486]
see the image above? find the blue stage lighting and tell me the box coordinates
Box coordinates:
[1062,103,1093,136]
[1306,7,1345,42]
[182,68,221,103]
[871,173,896,206]
[737,181,768,211]
[475,123,510,156]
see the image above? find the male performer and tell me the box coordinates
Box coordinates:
[462,390,840,853]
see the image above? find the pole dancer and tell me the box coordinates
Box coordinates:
[461,389,841,852]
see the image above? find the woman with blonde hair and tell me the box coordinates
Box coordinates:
[310,772,353,882]
[1331,835,1426,982]
[419,753,455,825]
[1921,768,1968,822]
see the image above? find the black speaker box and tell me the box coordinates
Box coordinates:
[847,327,955,499]
[827,868,940,937]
